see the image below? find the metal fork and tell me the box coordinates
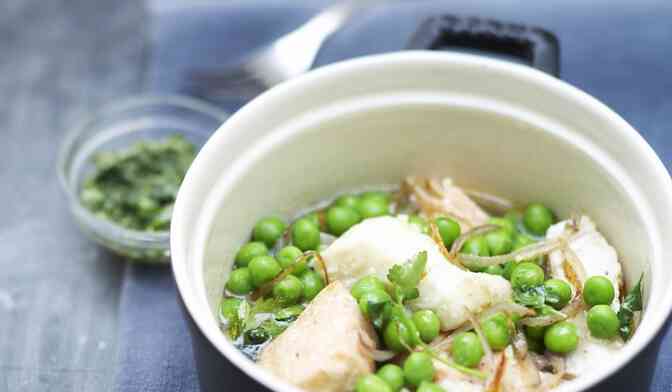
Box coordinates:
[188,1,376,100]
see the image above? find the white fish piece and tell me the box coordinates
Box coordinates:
[322,216,512,330]
[258,281,377,392]
[546,216,623,309]
[435,361,484,392]
[545,216,624,377]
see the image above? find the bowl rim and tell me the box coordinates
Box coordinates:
[57,94,230,248]
[171,51,672,392]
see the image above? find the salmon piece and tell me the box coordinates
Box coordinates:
[259,281,377,392]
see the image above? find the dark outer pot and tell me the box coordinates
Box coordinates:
[179,294,268,392]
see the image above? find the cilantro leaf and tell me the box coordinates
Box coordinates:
[618,274,643,341]
[387,251,427,303]
[512,285,546,309]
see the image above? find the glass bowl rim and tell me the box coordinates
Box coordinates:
[57,94,230,247]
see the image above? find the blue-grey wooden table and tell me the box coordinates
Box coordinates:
[0,0,145,390]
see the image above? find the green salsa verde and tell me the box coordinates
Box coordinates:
[80,134,196,231]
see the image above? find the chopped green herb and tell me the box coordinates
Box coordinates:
[274,305,305,322]
[227,300,251,340]
[387,251,427,303]
[618,274,643,341]
[80,135,196,231]
[512,285,547,309]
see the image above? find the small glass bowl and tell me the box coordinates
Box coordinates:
[58,95,229,264]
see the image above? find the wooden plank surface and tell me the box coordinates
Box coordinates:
[0,0,146,390]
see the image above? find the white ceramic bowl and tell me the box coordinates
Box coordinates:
[171,52,672,392]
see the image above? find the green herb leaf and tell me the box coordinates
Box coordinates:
[274,305,305,322]
[227,300,250,340]
[362,295,390,330]
[258,319,288,339]
[250,297,282,315]
[618,274,643,341]
[387,251,427,303]
[512,285,546,309]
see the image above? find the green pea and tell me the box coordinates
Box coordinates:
[292,218,321,251]
[300,270,325,301]
[544,321,579,354]
[435,217,461,248]
[253,216,287,247]
[525,324,547,341]
[451,332,484,368]
[524,306,552,341]
[510,262,545,289]
[383,319,414,352]
[334,194,361,209]
[417,382,445,392]
[512,234,535,249]
[481,313,511,350]
[356,374,392,392]
[272,275,304,305]
[461,236,490,256]
[488,217,516,236]
[412,310,441,343]
[351,275,387,300]
[512,234,543,265]
[226,268,254,295]
[587,304,620,339]
[274,304,304,321]
[485,230,513,256]
[461,236,490,272]
[484,264,505,276]
[583,276,615,306]
[235,242,268,267]
[403,352,435,386]
[408,215,430,234]
[358,290,392,319]
[302,212,321,229]
[504,210,523,228]
[523,203,555,236]
[219,297,242,322]
[360,191,390,203]
[510,313,522,325]
[502,261,517,280]
[326,206,361,236]
[376,364,405,392]
[544,279,573,309]
[248,256,282,288]
[356,196,389,219]
[275,245,307,275]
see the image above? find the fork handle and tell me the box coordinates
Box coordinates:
[296,0,389,40]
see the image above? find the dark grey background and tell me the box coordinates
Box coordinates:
[0,0,145,390]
